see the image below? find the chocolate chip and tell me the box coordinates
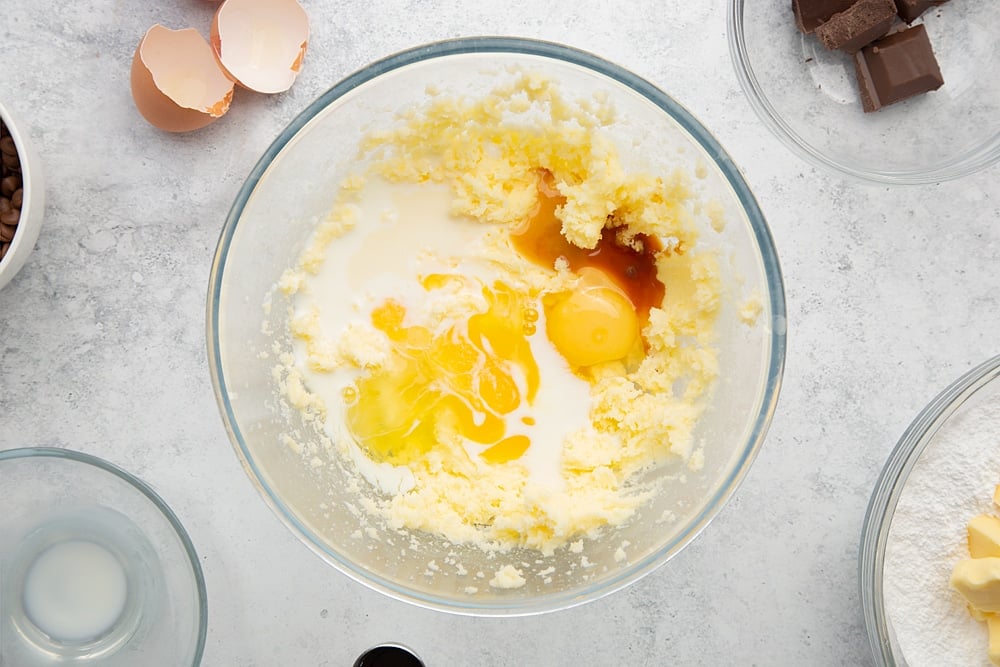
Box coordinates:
[0,242,8,260]
[0,209,18,226]
[0,136,15,157]
[11,189,22,208]
[0,223,15,242]
[0,175,17,197]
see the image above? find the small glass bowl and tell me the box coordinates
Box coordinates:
[728,0,1000,184]
[0,448,207,666]
[860,355,1000,665]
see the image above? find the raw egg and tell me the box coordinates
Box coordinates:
[545,267,639,368]
[130,25,234,133]
[347,279,540,467]
[210,0,309,94]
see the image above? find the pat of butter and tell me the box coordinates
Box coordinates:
[989,615,1000,666]
[970,515,1000,558]
[952,558,1000,613]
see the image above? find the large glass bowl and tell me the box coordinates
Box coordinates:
[729,0,1000,184]
[860,355,1000,665]
[207,37,786,615]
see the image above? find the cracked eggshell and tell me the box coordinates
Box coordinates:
[210,0,309,94]
[131,24,235,133]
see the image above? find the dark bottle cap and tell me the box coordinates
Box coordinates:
[354,644,425,667]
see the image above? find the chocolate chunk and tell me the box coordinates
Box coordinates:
[793,0,857,33]
[816,0,898,53]
[894,0,949,23]
[853,24,943,112]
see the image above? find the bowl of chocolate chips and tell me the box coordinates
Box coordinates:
[729,0,1000,184]
[0,100,44,290]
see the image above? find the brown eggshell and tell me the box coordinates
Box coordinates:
[130,25,235,133]
[210,0,309,94]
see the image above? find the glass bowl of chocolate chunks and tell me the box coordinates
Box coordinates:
[728,0,1000,184]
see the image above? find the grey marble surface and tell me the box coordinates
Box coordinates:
[1,1,998,665]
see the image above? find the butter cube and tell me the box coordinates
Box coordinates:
[969,515,1000,558]
[952,558,1000,613]
[988,615,1000,666]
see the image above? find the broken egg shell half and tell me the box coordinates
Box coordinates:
[131,25,235,133]
[210,0,309,95]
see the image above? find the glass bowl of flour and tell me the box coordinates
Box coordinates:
[861,355,1000,666]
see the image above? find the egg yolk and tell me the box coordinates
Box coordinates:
[545,281,639,368]
[346,278,539,466]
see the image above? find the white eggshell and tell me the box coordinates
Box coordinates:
[210,0,309,94]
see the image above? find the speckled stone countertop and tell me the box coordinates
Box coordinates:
[1,2,997,665]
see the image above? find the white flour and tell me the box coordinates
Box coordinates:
[884,388,1000,667]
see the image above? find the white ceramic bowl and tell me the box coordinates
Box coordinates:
[0,100,44,290]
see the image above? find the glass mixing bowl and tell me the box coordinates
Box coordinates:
[0,447,207,666]
[208,37,786,615]
[860,355,1000,665]
[729,0,1000,184]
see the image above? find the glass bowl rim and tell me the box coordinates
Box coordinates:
[0,446,209,665]
[206,35,787,616]
[727,0,1000,185]
[859,354,1000,665]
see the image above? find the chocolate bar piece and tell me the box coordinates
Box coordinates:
[793,0,857,33]
[853,24,944,112]
[816,0,898,53]
[894,0,949,23]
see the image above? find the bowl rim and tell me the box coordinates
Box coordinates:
[0,446,208,665]
[727,0,1000,185]
[207,35,787,616]
[0,99,45,288]
[859,354,1000,665]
